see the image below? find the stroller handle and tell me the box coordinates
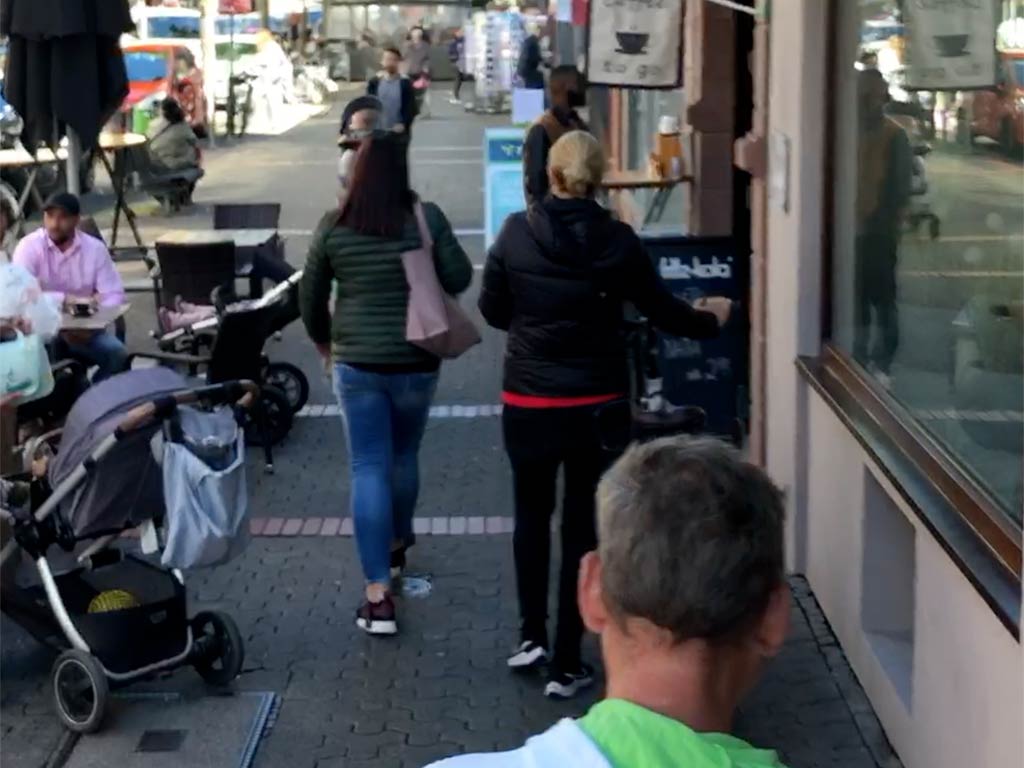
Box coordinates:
[114,380,259,438]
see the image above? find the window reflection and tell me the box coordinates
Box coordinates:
[834,2,1024,522]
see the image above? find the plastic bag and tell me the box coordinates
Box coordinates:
[0,329,54,402]
[0,264,61,340]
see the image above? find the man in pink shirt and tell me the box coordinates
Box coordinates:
[12,193,128,381]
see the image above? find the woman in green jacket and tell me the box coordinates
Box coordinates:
[300,134,473,635]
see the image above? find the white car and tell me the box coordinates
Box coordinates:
[125,6,205,65]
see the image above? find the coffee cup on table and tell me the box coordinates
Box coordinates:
[70,301,95,318]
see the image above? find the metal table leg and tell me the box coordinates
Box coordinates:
[99,148,144,251]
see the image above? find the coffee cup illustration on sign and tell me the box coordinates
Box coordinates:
[615,31,649,55]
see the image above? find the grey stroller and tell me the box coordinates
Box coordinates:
[0,368,256,733]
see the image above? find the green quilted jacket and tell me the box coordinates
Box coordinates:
[300,202,474,365]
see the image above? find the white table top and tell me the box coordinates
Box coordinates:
[156,229,277,249]
[0,146,68,168]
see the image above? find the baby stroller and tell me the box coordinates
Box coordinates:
[134,294,298,472]
[622,313,708,446]
[0,368,256,733]
[154,270,309,417]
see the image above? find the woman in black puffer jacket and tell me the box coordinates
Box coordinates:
[480,131,731,699]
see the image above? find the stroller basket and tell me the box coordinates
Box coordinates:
[20,555,188,676]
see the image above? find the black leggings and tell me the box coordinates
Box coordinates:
[502,403,628,672]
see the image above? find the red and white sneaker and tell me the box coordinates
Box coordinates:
[356,595,398,636]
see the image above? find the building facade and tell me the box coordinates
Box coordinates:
[760,2,1022,767]
[588,0,1022,765]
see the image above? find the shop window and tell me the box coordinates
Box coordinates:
[624,88,686,233]
[830,1,1024,530]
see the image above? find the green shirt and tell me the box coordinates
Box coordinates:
[579,700,786,768]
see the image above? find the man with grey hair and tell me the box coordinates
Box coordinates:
[428,436,790,768]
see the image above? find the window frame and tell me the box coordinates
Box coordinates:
[806,0,1022,635]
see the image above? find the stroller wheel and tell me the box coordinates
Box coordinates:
[191,610,244,687]
[244,386,293,447]
[52,649,108,733]
[263,362,310,413]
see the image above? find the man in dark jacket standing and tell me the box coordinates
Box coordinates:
[367,48,417,137]
[522,66,588,206]
[517,25,544,91]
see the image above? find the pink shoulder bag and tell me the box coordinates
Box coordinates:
[401,203,480,359]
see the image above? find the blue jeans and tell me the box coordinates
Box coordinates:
[334,364,438,585]
[55,331,128,383]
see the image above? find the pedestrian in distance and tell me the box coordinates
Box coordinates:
[403,26,432,118]
[300,133,473,636]
[428,436,791,767]
[367,47,417,138]
[517,22,545,91]
[480,130,732,698]
[522,66,589,206]
[337,95,383,193]
[448,27,468,106]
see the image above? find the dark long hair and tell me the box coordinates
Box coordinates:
[338,133,415,239]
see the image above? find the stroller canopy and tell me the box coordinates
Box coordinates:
[49,368,190,538]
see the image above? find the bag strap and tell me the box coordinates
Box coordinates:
[412,202,433,251]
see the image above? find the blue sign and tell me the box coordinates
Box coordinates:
[484,127,526,247]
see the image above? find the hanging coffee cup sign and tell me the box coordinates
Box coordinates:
[903,0,997,90]
[585,0,683,88]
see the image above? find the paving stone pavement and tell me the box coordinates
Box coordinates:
[1,537,899,768]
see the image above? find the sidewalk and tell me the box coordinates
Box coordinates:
[1,535,899,768]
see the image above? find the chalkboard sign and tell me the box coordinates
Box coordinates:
[484,127,527,248]
[642,235,747,440]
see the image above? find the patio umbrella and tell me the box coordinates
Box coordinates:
[1,0,132,191]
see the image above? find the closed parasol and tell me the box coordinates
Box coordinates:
[1,0,133,191]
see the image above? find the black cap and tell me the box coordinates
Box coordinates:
[42,192,81,217]
[339,96,383,136]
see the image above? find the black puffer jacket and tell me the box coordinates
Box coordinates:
[480,197,719,398]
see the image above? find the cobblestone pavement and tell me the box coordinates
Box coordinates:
[2,92,899,767]
[2,537,898,768]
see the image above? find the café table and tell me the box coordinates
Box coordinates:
[59,303,131,333]
[600,169,694,228]
[0,145,68,226]
[155,228,279,276]
[96,132,148,252]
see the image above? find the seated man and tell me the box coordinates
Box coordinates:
[13,193,127,382]
[430,436,790,768]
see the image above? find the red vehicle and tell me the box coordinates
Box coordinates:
[121,42,209,137]
[970,50,1024,155]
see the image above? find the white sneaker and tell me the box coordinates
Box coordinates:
[544,664,595,699]
[507,640,549,670]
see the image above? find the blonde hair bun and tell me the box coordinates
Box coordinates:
[548,131,604,198]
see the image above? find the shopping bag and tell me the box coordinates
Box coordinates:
[401,203,480,359]
[0,330,54,403]
[158,406,249,570]
[0,264,61,340]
